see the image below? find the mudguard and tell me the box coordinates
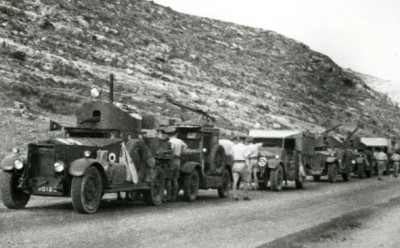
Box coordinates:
[326,157,337,163]
[267,159,280,169]
[0,154,25,171]
[69,158,104,176]
[180,162,201,174]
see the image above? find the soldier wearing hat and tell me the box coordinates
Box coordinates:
[230,135,251,200]
[390,149,400,178]
[165,126,187,201]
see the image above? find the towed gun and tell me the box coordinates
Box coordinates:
[165,94,216,123]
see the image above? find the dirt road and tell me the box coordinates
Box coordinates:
[1,176,400,248]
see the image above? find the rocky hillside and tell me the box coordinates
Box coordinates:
[1,0,400,156]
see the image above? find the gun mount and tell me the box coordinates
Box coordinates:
[315,123,342,148]
[166,95,216,123]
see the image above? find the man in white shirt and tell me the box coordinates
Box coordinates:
[165,126,188,201]
[375,147,388,180]
[391,150,400,178]
[230,135,251,200]
[245,137,263,190]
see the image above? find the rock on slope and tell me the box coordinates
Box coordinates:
[0,0,399,139]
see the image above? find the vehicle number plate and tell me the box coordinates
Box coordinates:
[38,186,56,193]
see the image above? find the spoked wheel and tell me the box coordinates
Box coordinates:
[0,171,30,209]
[71,167,103,214]
[270,165,283,191]
[218,169,231,198]
[327,163,338,183]
[143,167,165,206]
[184,170,199,202]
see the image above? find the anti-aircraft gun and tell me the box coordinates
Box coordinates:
[161,95,232,202]
[0,74,167,214]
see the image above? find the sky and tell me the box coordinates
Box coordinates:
[154,0,400,81]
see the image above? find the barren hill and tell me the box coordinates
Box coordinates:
[1,0,400,157]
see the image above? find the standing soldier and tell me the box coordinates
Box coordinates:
[165,126,187,202]
[375,147,388,180]
[230,135,251,201]
[245,137,263,190]
[391,150,400,178]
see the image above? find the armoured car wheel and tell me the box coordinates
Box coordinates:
[184,170,199,202]
[143,167,164,206]
[313,175,321,182]
[209,145,226,175]
[0,171,30,209]
[327,163,338,183]
[71,167,102,214]
[270,165,283,191]
[218,169,230,198]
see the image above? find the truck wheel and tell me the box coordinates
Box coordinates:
[209,145,226,175]
[327,163,337,183]
[0,171,30,209]
[143,167,164,206]
[184,170,199,202]
[71,167,103,214]
[313,175,321,182]
[270,166,283,191]
[218,169,230,198]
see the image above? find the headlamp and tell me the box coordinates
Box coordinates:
[14,160,24,170]
[12,148,20,154]
[54,161,65,173]
[90,87,101,98]
[84,150,92,158]
[275,155,280,159]
[351,160,356,164]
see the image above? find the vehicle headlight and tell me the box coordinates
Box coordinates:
[14,159,24,170]
[90,87,101,98]
[275,155,280,159]
[330,153,335,157]
[12,148,20,154]
[203,148,207,153]
[54,161,65,173]
[83,150,91,158]
[351,160,356,164]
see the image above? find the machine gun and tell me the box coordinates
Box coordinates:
[342,123,362,149]
[321,123,341,135]
[165,95,216,123]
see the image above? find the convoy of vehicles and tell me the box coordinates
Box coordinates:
[0,74,397,214]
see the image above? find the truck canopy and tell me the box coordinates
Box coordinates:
[360,138,390,147]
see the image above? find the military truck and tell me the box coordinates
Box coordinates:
[248,130,314,191]
[308,125,360,183]
[0,75,167,214]
[165,98,232,201]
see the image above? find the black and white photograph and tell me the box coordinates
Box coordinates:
[1,0,400,247]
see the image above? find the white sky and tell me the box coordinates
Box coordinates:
[154,0,400,81]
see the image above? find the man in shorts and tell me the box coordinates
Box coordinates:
[245,137,263,190]
[230,135,251,201]
[375,147,388,180]
[391,149,400,178]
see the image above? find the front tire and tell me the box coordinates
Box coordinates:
[71,167,103,214]
[327,163,338,183]
[270,166,283,191]
[218,169,230,198]
[143,167,164,206]
[184,170,199,202]
[0,171,30,209]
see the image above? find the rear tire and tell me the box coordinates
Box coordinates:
[270,166,283,191]
[218,169,230,198]
[143,167,164,206]
[71,167,103,214]
[184,170,199,202]
[327,163,337,183]
[0,171,30,209]
[209,145,226,175]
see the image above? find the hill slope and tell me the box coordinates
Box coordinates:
[1,0,400,146]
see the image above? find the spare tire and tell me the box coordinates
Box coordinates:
[209,145,226,175]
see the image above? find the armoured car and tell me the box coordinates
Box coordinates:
[248,130,313,191]
[0,75,167,214]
